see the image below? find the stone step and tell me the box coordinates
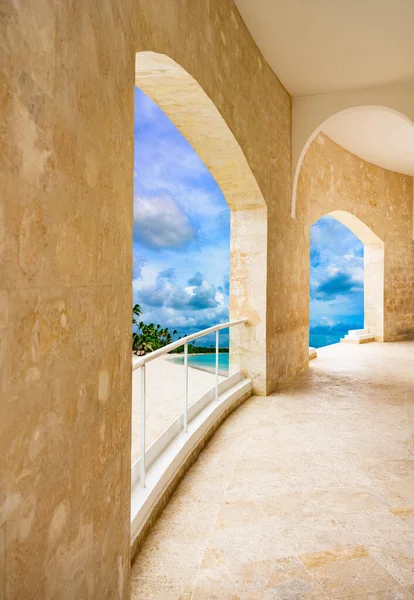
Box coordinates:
[341,330,376,344]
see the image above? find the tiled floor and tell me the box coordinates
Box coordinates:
[131,342,414,599]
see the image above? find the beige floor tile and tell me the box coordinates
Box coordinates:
[299,546,399,599]
[272,514,356,555]
[309,488,382,515]
[388,507,414,530]
[216,499,269,529]
[335,510,414,551]
[156,508,219,543]
[227,556,328,599]
[130,576,192,600]
[225,472,300,501]
[339,586,413,600]
[292,464,344,491]
[255,491,325,520]
[202,524,296,569]
[131,342,414,597]
[133,538,205,589]
[388,507,414,519]
[190,567,241,600]
[370,545,414,586]
[374,481,414,508]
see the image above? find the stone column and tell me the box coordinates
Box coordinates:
[229,207,268,396]
[364,243,385,340]
[383,240,414,341]
[1,2,136,598]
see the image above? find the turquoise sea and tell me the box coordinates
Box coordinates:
[172,353,229,374]
[171,330,353,371]
[309,329,348,349]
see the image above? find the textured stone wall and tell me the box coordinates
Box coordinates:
[1,0,293,597]
[5,0,412,597]
[135,52,269,395]
[135,0,294,391]
[1,2,136,598]
[297,133,414,342]
[364,243,385,338]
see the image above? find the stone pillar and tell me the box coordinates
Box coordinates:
[265,217,310,391]
[364,243,385,340]
[1,2,136,598]
[383,240,414,341]
[229,207,268,395]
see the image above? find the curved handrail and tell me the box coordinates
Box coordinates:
[132,318,247,370]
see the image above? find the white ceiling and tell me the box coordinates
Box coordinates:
[321,108,414,176]
[234,0,414,97]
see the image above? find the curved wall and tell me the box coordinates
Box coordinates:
[2,1,413,598]
[1,2,293,599]
[297,133,414,341]
[291,83,414,217]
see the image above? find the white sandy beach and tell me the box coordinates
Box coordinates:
[131,355,225,464]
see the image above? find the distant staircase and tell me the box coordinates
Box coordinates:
[341,328,375,344]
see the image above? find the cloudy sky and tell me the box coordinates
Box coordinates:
[133,87,230,344]
[310,215,364,332]
[133,87,364,344]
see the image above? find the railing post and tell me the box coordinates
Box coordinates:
[215,329,219,401]
[184,342,188,432]
[140,364,146,488]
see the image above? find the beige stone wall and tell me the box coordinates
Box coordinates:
[297,133,414,342]
[135,0,294,392]
[135,52,269,395]
[1,0,293,597]
[1,2,136,598]
[6,0,412,596]
[364,243,385,338]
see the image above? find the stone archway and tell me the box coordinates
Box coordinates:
[291,103,414,222]
[135,51,269,394]
[312,210,385,341]
[297,133,413,343]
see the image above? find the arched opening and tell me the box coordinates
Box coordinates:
[131,51,271,550]
[296,129,413,344]
[292,105,414,222]
[310,210,384,348]
[132,84,233,465]
[135,51,268,394]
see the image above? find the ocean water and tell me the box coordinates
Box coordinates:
[172,353,229,373]
[171,331,351,371]
[309,330,349,349]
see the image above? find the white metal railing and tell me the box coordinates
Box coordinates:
[132,318,247,487]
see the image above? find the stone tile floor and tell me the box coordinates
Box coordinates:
[131,341,414,599]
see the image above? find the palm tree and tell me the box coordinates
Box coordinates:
[132,304,142,328]
[132,303,179,356]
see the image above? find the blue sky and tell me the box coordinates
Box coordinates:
[133,86,364,346]
[133,87,230,344]
[310,215,364,333]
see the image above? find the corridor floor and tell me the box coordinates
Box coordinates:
[131,342,414,599]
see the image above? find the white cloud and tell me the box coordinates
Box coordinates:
[134,194,194,249]
[320,316,336,327]
[215,291,224,305]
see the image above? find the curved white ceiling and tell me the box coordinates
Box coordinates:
[321,108,414,176]
[234,0,414,96]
